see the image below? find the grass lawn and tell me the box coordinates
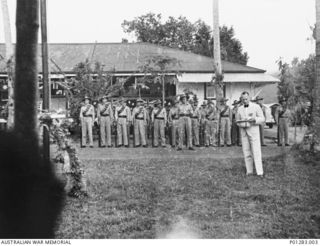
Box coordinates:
[55,149,320,239]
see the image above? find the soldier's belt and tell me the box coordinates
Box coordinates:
[83,115,93,118]
[118,115,127,118]
[206,117,217,121]
[100,114,110,117]
[155,117,165,120]
[135,117,144,120]
[279,116,288,118]
[221,115,230,118]
[179,114,190,117]
[191,116,198,119]
[173,117,180,120]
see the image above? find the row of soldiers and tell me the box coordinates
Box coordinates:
[79,94,290,148]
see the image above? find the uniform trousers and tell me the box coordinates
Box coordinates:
[134,119,146,146]
[240,126,263,175]
[81,117,93,147]
[231,121,241,145]
[204,119,218,146]
[259,123,265,145]
[178,116,192,148]
[154,119,166,147]
[191,118,200,146]
[278,118,289,145]
[100,116,112,146]
[171,119,180,147]
[117,117,128,146]
[220,117,231,146]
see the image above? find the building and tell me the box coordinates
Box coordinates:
[0,43,279,109]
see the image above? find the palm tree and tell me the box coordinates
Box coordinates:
[313,0,320,151]
[212,0,223,105]
[0,0,14,129]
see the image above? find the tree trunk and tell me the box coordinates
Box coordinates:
[313,0,320,151]
[0,0,14,129]
[15,0,40,158]
[212,0,224,105]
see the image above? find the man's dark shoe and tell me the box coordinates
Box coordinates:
[177,147,182,151]
[205,145,209,148]
[90,146,94,148]
[262,144,267,147]
[100,145,106,148]
[227,144,232,147]
[135,145,141,148]
[117,145,123,148]
[195,145,200,147]
[162,145,166,148]
[81,145,86,148]
[220,145,224,147]
[125,145,129,148]
[188,147,195,151]
[172,145,176,148]
[285,143,290,146]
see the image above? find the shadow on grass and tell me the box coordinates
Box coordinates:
[55,151,320,239]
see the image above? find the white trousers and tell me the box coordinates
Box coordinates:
[240,125,264,175]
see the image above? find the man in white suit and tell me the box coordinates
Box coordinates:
[236,92,265,177]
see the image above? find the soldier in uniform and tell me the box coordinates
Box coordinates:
[132,98,147,148]
[168,99,180,148]
[190,99,201,147]
[199,101,207,146]
[151,100,167,147]
[252,96,267,146]
[219,98,232,147]
[115,98,131,147]
[231,100,241,146]
[79,96,95,148]
[177,95,194,151]
[97,96,114,148]
[204,100,219,147]
[236,91,265,177]
[275,98,291,146]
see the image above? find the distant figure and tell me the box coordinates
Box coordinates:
[190,99,201,147]
[275,98,291,146]
[0,131,64,238]
[79,96,95,148]
[97,96,114,148]
[236,92,265,177]
[115,98,131,147]
[151,100,167,148]
[231,100,241,146]
[204,100,219,147]
[168,99,180,148]
[132,98,147,148]
[178,95,194,150]
[219,98,232,147]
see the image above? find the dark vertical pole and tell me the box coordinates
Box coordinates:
[40,0,50,162]
[15,0,40,163]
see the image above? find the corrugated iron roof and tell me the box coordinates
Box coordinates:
[0,42,266,74]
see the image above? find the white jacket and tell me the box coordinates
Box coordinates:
[236,102,265,128]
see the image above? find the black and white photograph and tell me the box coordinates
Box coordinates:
[0,0,319,243]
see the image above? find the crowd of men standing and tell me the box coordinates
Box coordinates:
[79,93,291,149]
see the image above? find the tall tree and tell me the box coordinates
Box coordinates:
[0,0,14,129]
[212,0,223,104]
[122,13,249,65]
[313,0,320,151]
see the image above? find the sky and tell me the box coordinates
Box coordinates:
[0,0,316,74]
